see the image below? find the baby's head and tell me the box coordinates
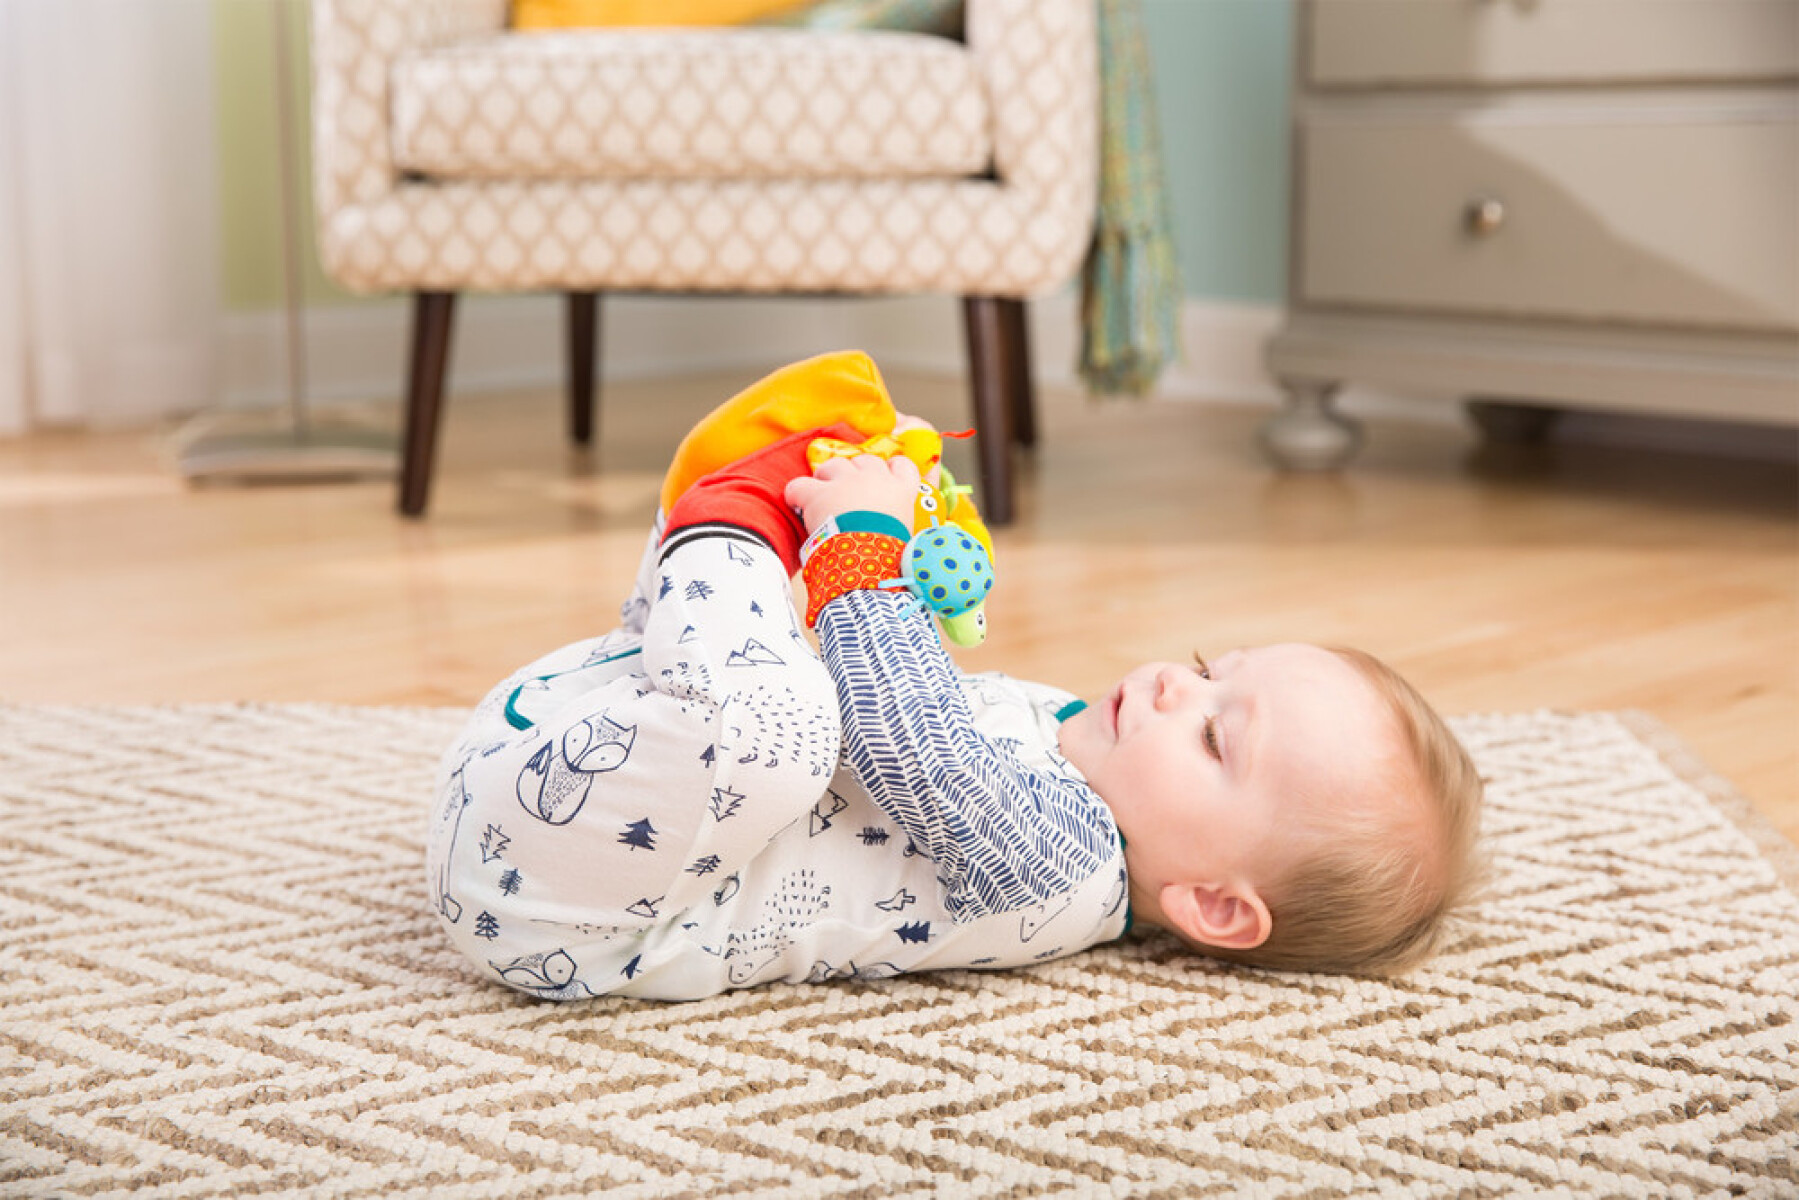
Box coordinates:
[1057,644,1483,976]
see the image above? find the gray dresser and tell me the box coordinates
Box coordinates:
[1263,0,1799,467]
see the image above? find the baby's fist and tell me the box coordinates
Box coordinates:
[785,453,922,534]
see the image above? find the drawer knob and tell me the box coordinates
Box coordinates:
[1465,198,1507,236]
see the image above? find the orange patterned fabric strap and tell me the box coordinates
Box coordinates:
[802,532,905,628]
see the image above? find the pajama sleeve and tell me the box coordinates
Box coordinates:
[817,589,1119,923]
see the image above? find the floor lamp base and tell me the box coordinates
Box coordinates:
[176,420,399,483]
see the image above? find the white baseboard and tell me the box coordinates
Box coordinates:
[220,290,1294,411]
[218,295,1793,461]
[219,293,896,408]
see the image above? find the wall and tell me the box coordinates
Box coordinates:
[1144,0,1292,305]
[215,0,348,311]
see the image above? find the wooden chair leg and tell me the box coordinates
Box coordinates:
[567,291,600,446]
[962,296,1016,526]
[999,298,1036,449]
[398,291,457,518]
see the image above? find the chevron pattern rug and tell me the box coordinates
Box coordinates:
[2,703,1795,1197]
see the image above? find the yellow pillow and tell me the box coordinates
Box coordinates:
[512,0,814,29]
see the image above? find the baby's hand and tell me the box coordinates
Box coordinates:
[785,452,922,534]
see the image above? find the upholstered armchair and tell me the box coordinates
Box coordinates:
[310,0,1098,521]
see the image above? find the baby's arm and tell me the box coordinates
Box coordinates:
[788,456,1118,923]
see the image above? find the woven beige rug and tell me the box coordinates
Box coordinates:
[2,704,1795,1197]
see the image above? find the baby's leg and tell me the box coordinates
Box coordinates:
[635,530,841,909]
[616,510,667,637]
[431,531,839,995]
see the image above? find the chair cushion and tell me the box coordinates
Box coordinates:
[390,29,992,182]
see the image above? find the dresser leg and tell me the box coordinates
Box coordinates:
[1466,399,1561,444]
[1259,381,1362,470]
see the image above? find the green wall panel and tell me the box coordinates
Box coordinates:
[214,0,357,310]
[1143,0,1293,305]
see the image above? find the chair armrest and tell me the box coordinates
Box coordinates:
[966,0,1099,205]
[311,0,506,215]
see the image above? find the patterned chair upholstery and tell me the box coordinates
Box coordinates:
[312,0,1099,519]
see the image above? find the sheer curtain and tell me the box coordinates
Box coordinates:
[0,0,219,435]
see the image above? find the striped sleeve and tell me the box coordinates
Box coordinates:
[817,589,1119,923]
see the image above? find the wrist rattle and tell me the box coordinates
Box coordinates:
[887,522,993,646]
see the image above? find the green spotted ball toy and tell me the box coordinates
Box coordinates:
[902,525,994,642]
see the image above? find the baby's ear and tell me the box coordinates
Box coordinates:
[1158,881,1272,951]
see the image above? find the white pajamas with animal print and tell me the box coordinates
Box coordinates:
[427,521,1129,1001]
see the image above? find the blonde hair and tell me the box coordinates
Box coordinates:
[1203,647,1486,977]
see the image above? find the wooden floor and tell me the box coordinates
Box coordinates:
[2,370,1794,845]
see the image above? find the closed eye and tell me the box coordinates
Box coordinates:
[1202,715,1222,761]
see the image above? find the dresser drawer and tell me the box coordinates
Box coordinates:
[1298,108,1799,331]
[1310,0,1799,88]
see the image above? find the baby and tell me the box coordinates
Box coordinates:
[426,358,1482,1001]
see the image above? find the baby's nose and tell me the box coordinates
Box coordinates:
[1156,664,1200,706]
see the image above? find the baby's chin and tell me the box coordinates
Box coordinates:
[1056,700,1113,763]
